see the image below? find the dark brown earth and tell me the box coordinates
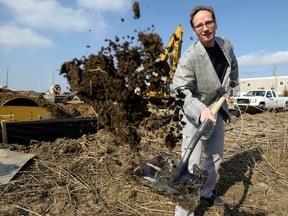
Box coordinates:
[59,29,174,155]
[1,98,288,215]
[132,2,140,19]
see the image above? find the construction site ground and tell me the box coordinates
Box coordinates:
[0,90,287,215]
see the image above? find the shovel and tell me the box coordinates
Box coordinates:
[141,84,234,208]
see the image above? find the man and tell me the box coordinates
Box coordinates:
[173,6,239,215]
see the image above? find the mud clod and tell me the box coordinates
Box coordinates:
[132,2,140,19]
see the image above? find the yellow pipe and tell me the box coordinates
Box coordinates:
[0,106,50,122]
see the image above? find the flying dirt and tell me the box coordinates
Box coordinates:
[60,29,176,156]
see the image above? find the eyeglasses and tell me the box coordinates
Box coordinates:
[193,20,215,31]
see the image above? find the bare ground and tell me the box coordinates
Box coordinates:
[0,110,288,216]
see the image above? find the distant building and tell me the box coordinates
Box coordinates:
[238,76,288,96]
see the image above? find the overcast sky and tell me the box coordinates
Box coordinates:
[0,0,287,92]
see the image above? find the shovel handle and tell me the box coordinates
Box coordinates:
[171,85,234,184]
[211,92,228,114]
[171,117,211,184]
[181,88,231,164]
[211,84,233,114]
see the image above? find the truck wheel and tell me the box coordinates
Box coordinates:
[284,102,288,112]
[259,103,265,111]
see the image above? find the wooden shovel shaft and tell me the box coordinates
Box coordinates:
[170,86,232,184]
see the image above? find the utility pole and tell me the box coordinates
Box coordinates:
[5,67,9,89]
[273,65,277,93]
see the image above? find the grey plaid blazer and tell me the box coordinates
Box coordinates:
[172,36,238,139]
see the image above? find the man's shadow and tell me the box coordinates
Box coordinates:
[195,147,266,215]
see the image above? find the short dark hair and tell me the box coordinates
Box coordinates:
[190,6,216,28]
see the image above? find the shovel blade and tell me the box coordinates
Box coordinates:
[141,153,208,211]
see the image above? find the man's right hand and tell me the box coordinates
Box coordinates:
[200,107,216,124]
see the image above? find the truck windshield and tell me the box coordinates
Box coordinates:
[246,91,265,96]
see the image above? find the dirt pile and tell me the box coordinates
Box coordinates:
[1,112,288,215]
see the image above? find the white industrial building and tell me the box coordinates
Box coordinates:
[234,76,288,96]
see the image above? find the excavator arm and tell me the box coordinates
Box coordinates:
[136,25,183,99]
[159,24,183,79]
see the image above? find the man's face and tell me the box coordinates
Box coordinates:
[192,10,217,47]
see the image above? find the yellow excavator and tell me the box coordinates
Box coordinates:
[158,24,183,80]
[139,24,184,99]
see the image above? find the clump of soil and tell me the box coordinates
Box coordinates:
[132,2,140,19]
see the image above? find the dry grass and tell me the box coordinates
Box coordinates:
[0,111,287,216]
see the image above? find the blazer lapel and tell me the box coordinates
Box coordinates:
[194,41,222,88]
[215,37,231,86]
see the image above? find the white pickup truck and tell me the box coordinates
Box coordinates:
[233,90,288,113]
